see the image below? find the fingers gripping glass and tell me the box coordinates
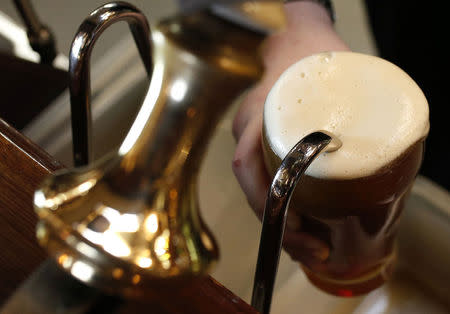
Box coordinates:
[251,131,342,314]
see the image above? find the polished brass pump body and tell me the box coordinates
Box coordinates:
[33,2,285,297]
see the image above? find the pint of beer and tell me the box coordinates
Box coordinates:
[262,52,429,296]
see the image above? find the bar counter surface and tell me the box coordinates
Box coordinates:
[0,118,257,313]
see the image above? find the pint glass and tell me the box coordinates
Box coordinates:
[262,51,429,296]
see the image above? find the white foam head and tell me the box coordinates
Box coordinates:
[264,51,429,179]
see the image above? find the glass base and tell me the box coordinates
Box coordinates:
[301,255,396,297]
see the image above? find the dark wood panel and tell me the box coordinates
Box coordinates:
[0,119,63,302]
[0,118,257,313]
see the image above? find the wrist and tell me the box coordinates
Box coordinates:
[259,2,349,84]
[285,0,335,23]
[284,1,334,30]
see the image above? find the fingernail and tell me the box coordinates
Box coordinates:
[286,217,301,231]
[311,248,329,262]
[286,211,301,231]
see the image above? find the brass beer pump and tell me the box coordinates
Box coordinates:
[33,1,286,297]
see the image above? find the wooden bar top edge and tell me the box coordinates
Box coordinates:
[0,118,257,313]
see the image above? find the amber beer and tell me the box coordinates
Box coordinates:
[262,52,429,296]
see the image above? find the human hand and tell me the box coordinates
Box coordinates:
[231,1,350,270]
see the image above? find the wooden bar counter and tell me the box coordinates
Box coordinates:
[0,118,257,313]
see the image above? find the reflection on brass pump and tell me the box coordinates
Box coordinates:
[33,1,285,297]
